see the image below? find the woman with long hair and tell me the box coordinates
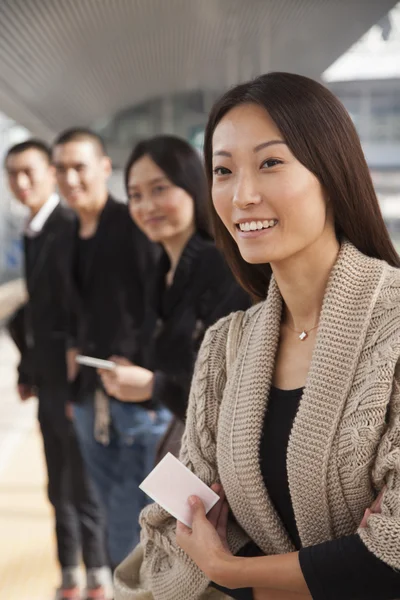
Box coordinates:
[116,73,400,600]
[100,135,250,460]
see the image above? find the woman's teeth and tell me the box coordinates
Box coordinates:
[238,220,277,232]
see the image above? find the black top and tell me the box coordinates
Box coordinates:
[260,386,302,548]
[75,236,96,291]
[70,196,158,400]
[140,233,251,419]
[213,387,400,600]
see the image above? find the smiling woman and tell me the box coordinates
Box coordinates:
[210,101,336,285]
[99,134,250,460]
[116,74,400,600]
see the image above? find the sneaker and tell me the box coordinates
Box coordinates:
[57,587,80,600]
[84,586,107,600]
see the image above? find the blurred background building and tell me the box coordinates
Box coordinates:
[324,3,400,246]
[0,0,399,280]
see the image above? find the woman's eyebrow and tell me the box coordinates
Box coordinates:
[213,140,286,157]
[253,140,286,153]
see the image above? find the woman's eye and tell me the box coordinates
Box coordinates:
[129,193,141,202]
[153,185,167,195]
[213,166,231,176]
[261,159,283,169]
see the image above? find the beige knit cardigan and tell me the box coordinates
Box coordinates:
[137,242,400,599]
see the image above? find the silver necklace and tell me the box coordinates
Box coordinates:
[286,322,319,341]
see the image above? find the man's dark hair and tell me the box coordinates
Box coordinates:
[5,139,51,165]
[52,127,107,156]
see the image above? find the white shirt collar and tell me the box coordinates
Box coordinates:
[25,194,60,237]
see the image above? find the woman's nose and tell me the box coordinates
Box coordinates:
[232,174,262,208]
[141,195,156,213]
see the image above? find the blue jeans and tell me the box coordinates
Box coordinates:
[73,396,170,567]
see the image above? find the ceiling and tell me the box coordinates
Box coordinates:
[0,0,396,139]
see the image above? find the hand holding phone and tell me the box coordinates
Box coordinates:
[75,355,116,370]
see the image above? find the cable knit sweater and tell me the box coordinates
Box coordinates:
[136,241,400,600]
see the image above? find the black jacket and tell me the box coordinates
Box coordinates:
[141,233,251,420]
[71,196,158,400]
[8,201,76,390]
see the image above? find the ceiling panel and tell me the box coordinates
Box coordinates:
[0,0,396,138]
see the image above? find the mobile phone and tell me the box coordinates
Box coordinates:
[75,355,116,370]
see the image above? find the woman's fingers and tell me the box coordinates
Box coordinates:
[216,500,230,551]
[98,369,118,396]
[109,355,133,366]
[207,484,224,527]
[360,487,387,528]
[207,487,223,523]
[360,508,372,528]
[370,486,386,513]
[216,499,229,536]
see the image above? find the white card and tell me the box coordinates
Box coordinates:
[139,452,220,528]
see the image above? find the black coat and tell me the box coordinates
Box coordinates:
[141,233,252,421]
[71,196,158,400]
[8,202,76,390]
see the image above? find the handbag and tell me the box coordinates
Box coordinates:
[114,312,245,599]
[154,416,185,464]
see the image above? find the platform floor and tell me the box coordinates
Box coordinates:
[0,331,60,599]
[0,332,112,600]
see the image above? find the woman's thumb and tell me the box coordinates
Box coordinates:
[188,495,206,519]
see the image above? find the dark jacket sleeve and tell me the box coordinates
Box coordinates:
[151,249,251,419]
[152,371,189,421]
[114,215,159,361]
[7,305,34,385]
[198,250,251,332]
[299,533,400,600]
[53,212,79,349]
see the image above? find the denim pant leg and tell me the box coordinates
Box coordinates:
[72,398,118,518]
[107,403,171,566]
[66,422,108,568]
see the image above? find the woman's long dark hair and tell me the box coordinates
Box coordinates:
[125,135,211,238]
[204,72,400,301]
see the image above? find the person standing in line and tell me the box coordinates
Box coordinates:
[5,140,108,600]
[116,73,400,600]
[100,135,251,462]
[52,128,166,570]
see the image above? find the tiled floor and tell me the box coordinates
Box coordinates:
[0,331,59,600]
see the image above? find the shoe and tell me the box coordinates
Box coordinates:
[84,586,107,600]
[57,587,80,600]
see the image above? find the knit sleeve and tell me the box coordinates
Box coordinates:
[138,315,250,600]
[358,361,400,570]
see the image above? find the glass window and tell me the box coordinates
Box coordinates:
[94,90,222,149]
[370,92,394,141]
[114,99,162,144]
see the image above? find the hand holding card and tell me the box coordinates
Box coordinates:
[139,453,220,528]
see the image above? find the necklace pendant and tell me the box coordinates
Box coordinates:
[299,331,308,341]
